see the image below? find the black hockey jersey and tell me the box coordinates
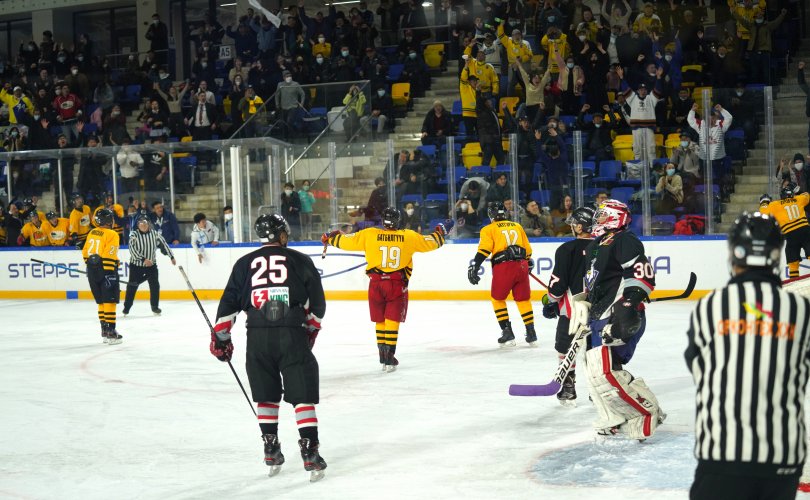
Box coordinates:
[584,230,655,320]
[548,238,591,318]
[215,244,326,331]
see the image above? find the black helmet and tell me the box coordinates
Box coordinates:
[728,211,783,273]
[27,210,40,221]
[566,206,595,233]
[781,182,799,199]
[101,191,113,203]
[70,192,83,203]
[382,207,400,229]
[487,201,508,221]
[759,193,772,206]
[94,208,114,227]
[45,211,58,221]
[255,213,289,243]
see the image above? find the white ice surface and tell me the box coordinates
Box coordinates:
[1,299,705,500]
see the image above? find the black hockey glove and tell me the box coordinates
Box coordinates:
[541,293,558,319]
[527,258,534,272]
[467,263,481,285]
[606,288,646,343]
[209,331,233,362]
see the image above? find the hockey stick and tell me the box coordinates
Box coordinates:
[650,272,696,302]
[529,272,549,289]
[509,272,697,397]
[177,265,257,418]
[30,258,130,285]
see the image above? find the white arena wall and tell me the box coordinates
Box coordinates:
[0,236,781,301]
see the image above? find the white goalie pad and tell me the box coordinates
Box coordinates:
[585,346,663,440]
[568,292,591,337]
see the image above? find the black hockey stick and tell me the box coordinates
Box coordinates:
[178,265,257,418]
[30,258,130,285]
[651,272,697,302]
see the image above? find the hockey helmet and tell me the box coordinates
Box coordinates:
[487,201,508,221]
[565,206,595,234]
[94,208,114,227]
[381,207,401,229]
[27,210,41,222]
[592,199,631,238]
[71,192,84,208]
[781,182,800,200]
[101,191,113,204]
[45,211,58,222]
[727,211,782,274]
[255,213,290,244]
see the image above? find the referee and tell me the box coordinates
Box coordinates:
[686,212,810,500]
[123,215,176,316]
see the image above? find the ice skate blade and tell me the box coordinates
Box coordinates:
[499,340,516,348]
[267,465,282,477]
[525,341,538,347]
[309,470,325,482]
[558,399,577,408]
[102,338,109,344]
[384,365,397,373]
[108,338,122,345]
[152,311,161,316]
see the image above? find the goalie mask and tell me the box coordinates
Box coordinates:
[255,213,290,245]
[591,199,630,238]
[727,211,782,274]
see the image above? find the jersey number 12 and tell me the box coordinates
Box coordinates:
[501,229,519,246]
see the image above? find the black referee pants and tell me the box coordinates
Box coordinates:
[690,468,800,500]
[123,264,160,312]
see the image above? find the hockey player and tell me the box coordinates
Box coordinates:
[323,207,451,371]
[44,211,70,246]
[759,184,810,278]
[687,212,810,498]
[572,199,663,439]
[82,208,122,344]
[542,206,594,404]
[211,214,327,481]
[68,193,92,247]
[467,201,536,347]
[92,191,125,238]
[17,211,49,246]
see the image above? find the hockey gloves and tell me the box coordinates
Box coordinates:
[305,311,322,350]
[210,331,234,362]
[606,288,646,344]
[320,230,340,246]
[434,219,455,236]
[541,293,559,319]
[527,258,535,272]
[467,263,481,285]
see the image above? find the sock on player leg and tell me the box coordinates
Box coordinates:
[789,261,800,278]
[103,303,117,330]
[384,319,400,353]
[517,300,534,328]
[492,299,510,329]
[375,322,386,347]
[258,402,280,435]
[295,404,318,443]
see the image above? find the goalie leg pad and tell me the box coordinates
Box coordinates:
[585,346,662,439]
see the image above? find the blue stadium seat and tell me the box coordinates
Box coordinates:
[593,160,622,185]
[387,64,404,81]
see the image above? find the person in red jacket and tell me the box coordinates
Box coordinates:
[52,84,83,143]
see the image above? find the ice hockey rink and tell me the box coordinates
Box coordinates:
[1,298,725,499]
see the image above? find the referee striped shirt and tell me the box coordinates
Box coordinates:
[685,270,810,476]
[129,228,174,267]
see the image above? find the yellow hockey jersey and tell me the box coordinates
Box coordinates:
[20,221,49,246]
[45,217,70,246]
[760,193,810,235]
[92,204,125,237]
[328,227,445,281]
[82,227,120,272]
[476,220,532,261]
[69,205,92,245]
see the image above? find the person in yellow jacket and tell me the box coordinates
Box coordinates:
[541,27,570,75]
[311,36,332,58]
[44,211,70,246]
[631,3,662,35]
[0,83,34,125]
[729,0,765,40]
[463,43,500,97]
[342,84,367,142]
[459,60,479,136]
[497,21,533,97]
[18,211,49,246]
[92,191,125,239]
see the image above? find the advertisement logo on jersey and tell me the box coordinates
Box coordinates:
[743,302,773,320]
[251,286,290,310]
[584,267,599,291]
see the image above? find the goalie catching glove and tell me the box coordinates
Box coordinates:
[603,287,647,345]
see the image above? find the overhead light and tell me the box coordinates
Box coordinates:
[220,2,236,5]
[330,0,360,5]
[422,1,433,5]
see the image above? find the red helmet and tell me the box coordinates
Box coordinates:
[592,199,631,237]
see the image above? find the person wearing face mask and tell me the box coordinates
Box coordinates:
[671,132,701,184]
[497,21,533,97]
[687,102,733,188]
[310,52,333,90]
[297,181,315,239]
[540,26,569,75]
[655,162,683,214]
[454,195,481,238]
[221,206,234,241]
[402,48,431,98]
[0,83,33,125]
[367,86,394,139]
[65,64,90,101]
[155,81,190,137]
[145,13,169,65]
[556,53,584,115]
[578,104,621,162]
[311,35,331,59]
[298,3,335,47]
[400,202,422,233]
[396,29,421,62]
[537,1,564,35]
[734,7,787,85]
[228,57,250,85]
[275,71,305,138]
[331,44,357,82]
[281,182,302,240]
[775,154,810,195]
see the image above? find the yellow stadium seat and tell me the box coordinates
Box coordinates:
[613,134,633,145]
[665,138,681,158]
[392,82,410,107]
[223,95,231,116]
[423,44,444,69]
[666,132,680,142]
[172,135,194,158]
[681,64,703,88]
[461,142,483,168]
[310,88,317,101]
[612,137,635,163]
[498,96,519,118]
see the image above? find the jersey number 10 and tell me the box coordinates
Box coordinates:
[786,204,801,220]
[251,256,288,286]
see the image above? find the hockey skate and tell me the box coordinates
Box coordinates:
[262,434,285,477]
[497,326,516,347]
[298,438,327,482]
[105,325,123,345]
[557,372,577,407]
[152,308,162,316]
[525,325,537,346]
[100,322,109,344]
[378,345,387,370]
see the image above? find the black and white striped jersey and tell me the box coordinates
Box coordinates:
[128,229,173,267]
[685,270,810,476]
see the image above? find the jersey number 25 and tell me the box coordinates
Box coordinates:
[251,256,288,286]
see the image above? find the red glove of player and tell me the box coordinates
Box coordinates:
[320,230,340,246]
[434,219,454,236]
[210,331,233,362]
[305,312,322,350]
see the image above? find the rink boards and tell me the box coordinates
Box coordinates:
[0,236,769,300]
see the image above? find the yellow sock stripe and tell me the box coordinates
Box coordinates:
[385,331,399,346]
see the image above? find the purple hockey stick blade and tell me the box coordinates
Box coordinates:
[509,381,562,396]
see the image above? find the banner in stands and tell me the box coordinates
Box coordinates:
[0,237,750,300]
